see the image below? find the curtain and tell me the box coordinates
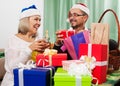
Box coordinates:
[44,0,120,43]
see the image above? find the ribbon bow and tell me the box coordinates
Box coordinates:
[44,49,57,66]
[37,55,49,67]
[80,55,99,86]
[37,49,57,67]
[18,60,36,69]
[17,60,36,86]
[43,49,57,56]
[68,62,92,78]
[80,55,96,71]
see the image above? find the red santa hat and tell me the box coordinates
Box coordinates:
[19,5,41,20]
[71,3,90,16]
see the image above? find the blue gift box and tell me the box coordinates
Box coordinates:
[13,67,55,86]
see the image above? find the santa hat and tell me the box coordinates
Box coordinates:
[19,5,41,20]
[71,3,90,16]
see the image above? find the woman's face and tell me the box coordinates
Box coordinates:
[29,15,41,34]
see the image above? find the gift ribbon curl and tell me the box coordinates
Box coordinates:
[17,60,36,69]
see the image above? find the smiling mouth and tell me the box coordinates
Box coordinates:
[70,19,76,23]
[70,21,77,25]
[33,26,38,31]
[34,25,40,29]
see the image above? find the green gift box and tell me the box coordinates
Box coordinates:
[54,68,92,86]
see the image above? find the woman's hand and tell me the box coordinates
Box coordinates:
[29,39,51,52]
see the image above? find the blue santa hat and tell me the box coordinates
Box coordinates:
[19,5,41,20]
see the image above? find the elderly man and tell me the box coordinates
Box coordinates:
[53,3,90,60]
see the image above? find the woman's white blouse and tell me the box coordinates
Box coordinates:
[5,35,33,72]
[1,35,38,86]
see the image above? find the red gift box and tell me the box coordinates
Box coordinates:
[36,54,67,67]
[60,30,75,39]
[79,44,108,84]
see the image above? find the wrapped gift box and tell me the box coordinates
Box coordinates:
[60,30,75,39]
[61,30,90,59]
[31,50,41,62]
[79,44,108,84]
[36,54,67,67]
[54,68,92,86]
[62,60,84,71]
[13,66,55,86]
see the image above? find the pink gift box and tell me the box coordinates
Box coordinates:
[62,60,84,71]
[79,44,108,84]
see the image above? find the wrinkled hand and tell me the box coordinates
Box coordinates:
[29,39,51,53]
[55,30,64,45]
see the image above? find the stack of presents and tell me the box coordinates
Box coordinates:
[13,23,109,86]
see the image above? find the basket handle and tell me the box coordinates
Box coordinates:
[98,9,120,49]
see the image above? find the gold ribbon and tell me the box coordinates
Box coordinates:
[44,49,57,66]
[37,49,57,66]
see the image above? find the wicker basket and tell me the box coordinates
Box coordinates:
[98,9,120,72]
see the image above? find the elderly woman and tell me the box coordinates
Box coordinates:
[1,5,50,86]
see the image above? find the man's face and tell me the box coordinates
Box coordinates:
[68,8,87,29]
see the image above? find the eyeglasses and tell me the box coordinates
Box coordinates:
[69,13,85,18]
